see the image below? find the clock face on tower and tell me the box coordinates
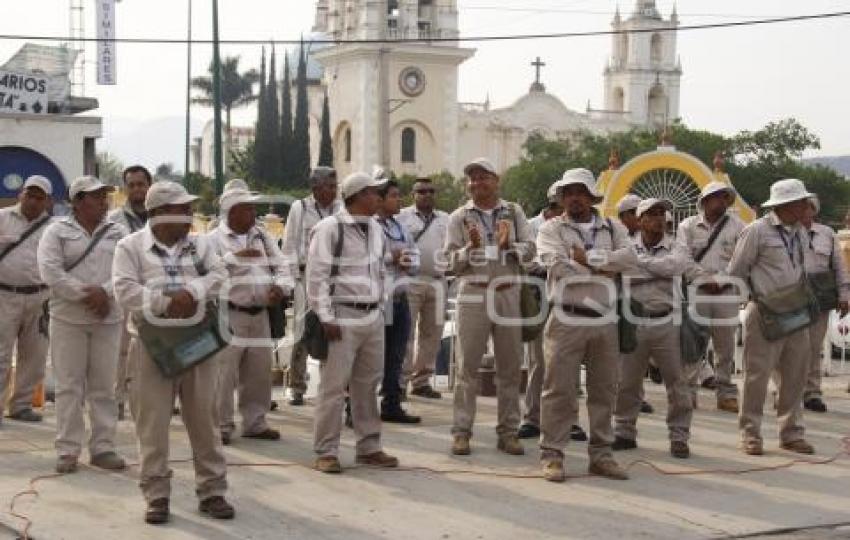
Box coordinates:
[399,66,426,97]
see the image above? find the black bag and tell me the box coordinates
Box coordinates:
[807,240,838,313]
[299,221,344,362]
[258,232,287,339]
[754,280,819,341]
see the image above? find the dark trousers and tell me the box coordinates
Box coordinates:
[381,295,411,412]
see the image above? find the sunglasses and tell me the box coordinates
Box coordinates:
[415,188,435,194]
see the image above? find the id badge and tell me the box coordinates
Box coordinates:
[485,245,499,261]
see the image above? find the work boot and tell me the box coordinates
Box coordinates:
[717,397,739,413]
[243,428,281,441]
[355,451,399,468]
[612,436,637,451]
[315,456,342,474]
[8,408,42,422]
[781,439,815,454]
[55,455,78,474]
[517,423,540,439]
[144,498,169,525]
[497,434,525,456]
[670,441,690,459]
[199,496,235,520]
[410,385,442,399]
[380,407,421,424]
[589,458,629,480]
[541,457,565,483]
[451,434,471,455]
[803,397,827,413]
[90,451,126,470]
[741,439,764,456]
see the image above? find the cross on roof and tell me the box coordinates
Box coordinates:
[532,56,546,85]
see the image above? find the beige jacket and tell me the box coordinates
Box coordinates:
[0,204,50,287]
[677,211,745,281]
[805,222,850,302]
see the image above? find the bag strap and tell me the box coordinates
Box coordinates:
[188,242,208,277]
[413,213,436,243]
[64,222,114,272]
[694,214,729,263]
[0,215,50,263]
[329,219,344,296]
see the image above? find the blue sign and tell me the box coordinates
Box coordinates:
[0,146,67,200]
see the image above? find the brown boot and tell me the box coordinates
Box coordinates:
[717,397,739,413]
[589,458,629,480]
[497,434,525,456]
[355,451,399,468]
[314,456,342,474]
[541,458,565,483]
[451,434,471,455]
[199,496,235,520]
[780,439,814,454]
[740,439,763,456]
[144,498,169,525]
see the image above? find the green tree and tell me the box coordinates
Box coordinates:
[252,48,269,184]
[280,52,296,188]
[182,172,217,215]
[96,152,124,185]
[292,42,311,189]
[318,92,334,167]
[265,47,282,185]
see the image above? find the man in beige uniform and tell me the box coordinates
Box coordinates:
[282,166,341,405]
[0,176,52,423]
[398,177,449,399]
[800,196,848,413]
[208,187,292,444]
[727,179,818,456]
[445,158,535,457]
[113,181,233,523]
[678,182,745,413]
[537,169,630,482]
[606,198,694,459]
[38,176,127,473]
[108,165,151,419]
[309,172,399,473]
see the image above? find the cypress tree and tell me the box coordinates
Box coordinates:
[280,52,295,189]
[266,46,282,186]
[293,40,312,188]
[253,47,269,185]
[318,92,334,167]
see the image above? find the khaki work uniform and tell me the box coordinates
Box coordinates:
[207,222,292,437]
[678,211,745,401]
[38,216,126,458]
[0,205,50,418]
[281,196,342,396]
[107,204,147,408]
[537,214,630,462]
[605,234,694,443]
[307,209,387,458]
[521,213,546,428]
[727,213,811,445]
[397,206,449,390]
[444,200,535,438]
[112,227,228,502]
[802,222,849,400]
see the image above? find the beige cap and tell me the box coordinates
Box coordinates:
[68,176,114,199]
[616,194,642,214]
[22,175,52,196]
[762,178,814,208]
[636,198,673,218]
[340,172,389,200]
[698,181,735,206]
[220,188,261,214]
[463,157,498,177]
[551,168,603,203]
[223,178,249,192]
[144,181,199,211]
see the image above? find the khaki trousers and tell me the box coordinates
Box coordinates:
[0,290,48,416]
[128,337,227,502]
[403,280,445,389]
[739,303,808,444]
[615,322,692,443]
[313,306,384,458]
[540,316,618,463]
[522,331,545,427]
[452,286,523,438]
[50,318,121,457]
[288,279,308,394]
[804,312,830,400]
[216,309,273,436]
[688,297,740,400]
[115,319,131,404]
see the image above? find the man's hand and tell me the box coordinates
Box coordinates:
[467,222,482,249]
[82,286,110,318]
[268,285,287,306]
[839,300,849,318]
[164,289,198,319]
[497,220,511,250]
[322,322,342,341]
[571,246,589,268]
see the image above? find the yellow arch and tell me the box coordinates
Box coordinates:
[598,147,756,223]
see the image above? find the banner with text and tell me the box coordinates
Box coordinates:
[0,70,49,114]
[96,0,117,85]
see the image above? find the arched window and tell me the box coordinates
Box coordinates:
[613,87,625,112]
[648,84,666,126]
[344,128,352,163]
[650,34,662,64]
[401,127,416,163]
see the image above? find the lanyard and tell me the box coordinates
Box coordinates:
[379,217,405,243]
[315,202,330,220]
[416,211,434,228]
[571,217,601,250]
[152,244,187,292]
[471,207,501,242]
[776,226,799,268]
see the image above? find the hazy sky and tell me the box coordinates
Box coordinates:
[2,0,849,167]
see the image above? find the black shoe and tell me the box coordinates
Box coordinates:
[410,385,442,399]
[289,393,305,406]
[8,408,42,422]
[804,397,827,413]
[671,440,690,459]
[612,436,637,451]
[570,424,588,442]
[648,365,662,384]
[381,409,421,424]
[701,376,718,390]
[517,423,541,439]
[145,498,170,525]
[270,400,279,411]
[199,496,235,520]
[640,400,654,414]
[243,428,281,440]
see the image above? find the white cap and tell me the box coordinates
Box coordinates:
[546,181,560,203]
[340,172,389,200]
[223,178,249,192]
[22,175,52,196]
[762,178,814,208]
[616,193,642,214]
[220,188,261,214]
[463,157,498,177]
[698,181,735,206]
[808,194,820,214]
[552,168,603,203]
[68,176,114,199]
[636,198,673,218]
[144,181,199,211]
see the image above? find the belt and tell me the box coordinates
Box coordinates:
[643,309,673,319]
[0,283,48,295]
[561,304,605,318]
[227,302,266,315]
[468,282,515,292]
[337,302,379,312]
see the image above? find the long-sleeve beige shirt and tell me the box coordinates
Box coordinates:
[306,208,387,324]
[112,226,227,335]
[677,211,745,281]
[205,222,294,308]
[727,212,807,298]
[281,195,342,276]
[397,205,449,280]
[443,199,535,292]
[805,222,850,302]
[38,216,127,325]
[537,213,630,313]
[0,205,50,287]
